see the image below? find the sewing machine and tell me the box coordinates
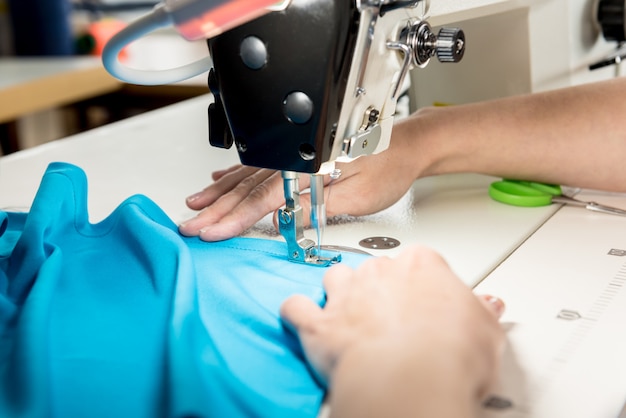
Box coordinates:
[102,0,466,265]
[5,1,626,416]
[206,0,466,265]
[102,0,626,267]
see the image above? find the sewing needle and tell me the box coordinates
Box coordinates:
[310,174,326,257]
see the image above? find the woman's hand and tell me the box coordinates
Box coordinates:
[178,115,426,241]
[280,245,505,417]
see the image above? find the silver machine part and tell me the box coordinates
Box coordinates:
[278,171,340,267]
[552,195,626,217]
[206,1,464,265]
[331,1,464,166]
[286,0,464,266]
[310,174,326,256]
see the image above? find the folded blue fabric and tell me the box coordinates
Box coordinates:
[0,162,369,418]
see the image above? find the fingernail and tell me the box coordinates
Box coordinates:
[199,227,212,238]
[186,192,202,203]
[484,295,505,318]
[178,222,196,237]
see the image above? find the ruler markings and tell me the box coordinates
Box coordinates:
[528,258,626,414]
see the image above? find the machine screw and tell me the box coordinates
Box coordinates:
[280,211,292,224]
[236,139,248,153]
[368,108,380,124]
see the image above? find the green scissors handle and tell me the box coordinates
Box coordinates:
[489,179,626,216]
[488,180,563,207]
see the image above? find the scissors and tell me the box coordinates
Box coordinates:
[488,179,626,217]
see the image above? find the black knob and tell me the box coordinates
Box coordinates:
[436,27,465,63]
[597,0,626,42]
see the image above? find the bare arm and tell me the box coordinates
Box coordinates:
[180,77,626,240]
[413,77,626,191]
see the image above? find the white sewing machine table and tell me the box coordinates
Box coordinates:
[2,95,626,418]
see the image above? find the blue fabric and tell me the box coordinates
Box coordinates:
[0,162,369,418]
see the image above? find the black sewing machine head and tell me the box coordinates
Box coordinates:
[207,0,464,173]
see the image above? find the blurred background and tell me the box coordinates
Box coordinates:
[0,0,211,155]
[1,0,625,157]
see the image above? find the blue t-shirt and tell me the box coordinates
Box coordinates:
[0,162,369,418]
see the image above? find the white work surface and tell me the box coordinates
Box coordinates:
[2,95,626,417]
[0,94,558,286]
[477,193,626,418]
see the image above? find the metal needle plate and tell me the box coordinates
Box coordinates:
[358,236,401,250]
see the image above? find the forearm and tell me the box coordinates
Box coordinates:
[402,77,626,192]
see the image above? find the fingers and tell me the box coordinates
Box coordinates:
[322,264,356,302]
[280,294,324,333]
[477,294,506,319]
[185,165,270,210]
[181,157,393,241]
[211,164,243,182]
[279,246,506,404]
[281,265,355,331]
[179,169,286,240]
[394,247,506,320]
[473,294,507,399]
[182,137,417,241]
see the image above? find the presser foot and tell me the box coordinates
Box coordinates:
[278,208,341,267]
